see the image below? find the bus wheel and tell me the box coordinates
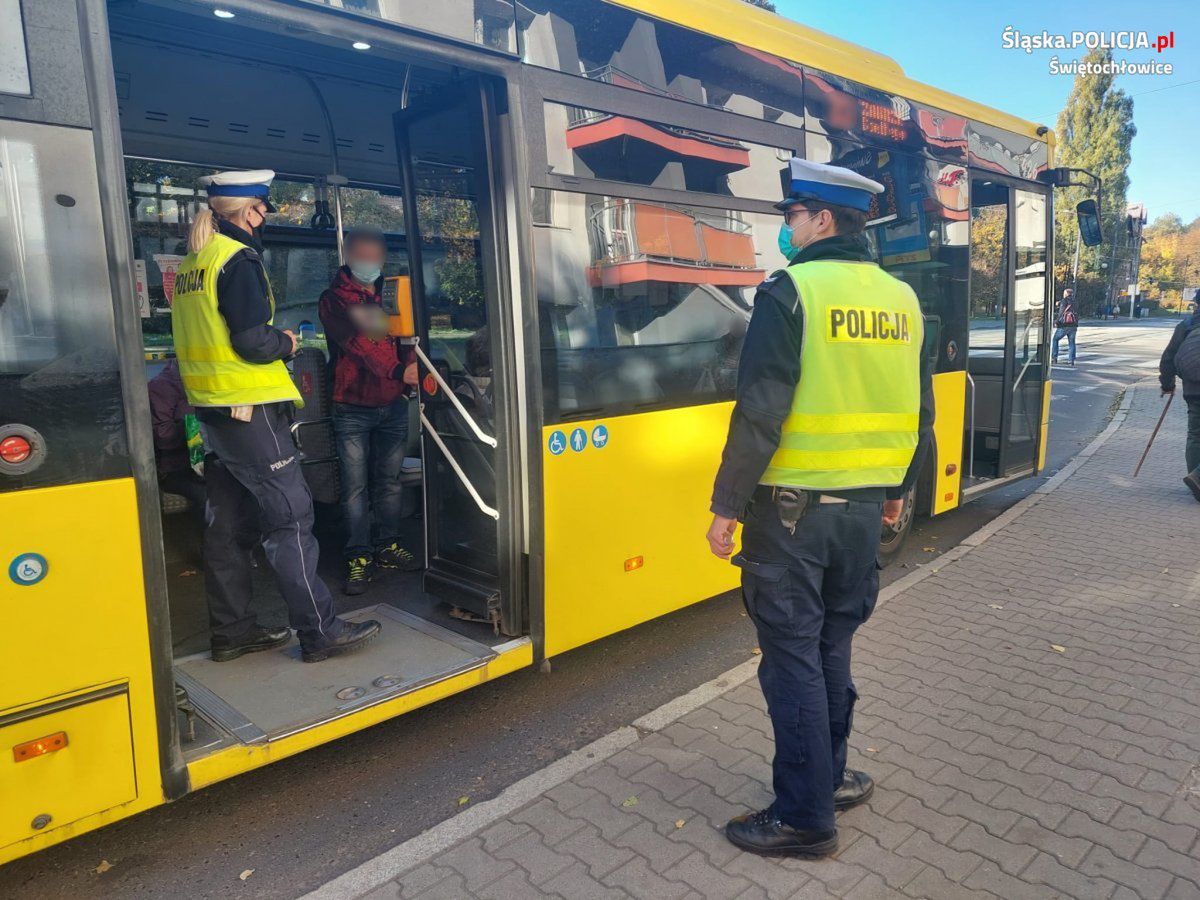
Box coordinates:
[877,485,916,564]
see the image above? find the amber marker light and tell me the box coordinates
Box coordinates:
[624,556,644,572]
[13,732,68,762]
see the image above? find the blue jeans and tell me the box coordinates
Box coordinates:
[734,488,881,831]
[333,400,409,559]
[1052,326,1077,362]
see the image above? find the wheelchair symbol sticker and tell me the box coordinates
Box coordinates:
[548,430,567,455]
[591,424,609,449]
[9,553,48,586]
[570,428,588,452]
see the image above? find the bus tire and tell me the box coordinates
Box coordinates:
[877,484,916,565]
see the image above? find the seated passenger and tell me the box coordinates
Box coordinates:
[148,358,205,516]
[318,227,420,596]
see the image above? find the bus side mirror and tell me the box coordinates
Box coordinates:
[1076,199,1102,247]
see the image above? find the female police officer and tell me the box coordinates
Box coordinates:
[706,158,933,857]
[172,170,380,663]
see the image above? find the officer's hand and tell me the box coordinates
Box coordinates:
[403,362,419,386]
[1163,387,1175,397]
[882,498,904,527]
[283,329,299,355]
[706,514,737,559]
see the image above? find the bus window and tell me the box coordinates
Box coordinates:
[0,0,31,96]
[968,180,1010,358]
[824,145,969,373]
[520,0,805,126]
[535,190,772,422]
[0,120,129,490]
[543,101,792,201]
[296,0,517,53]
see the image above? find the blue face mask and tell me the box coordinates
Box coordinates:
[777,212,816,260]
[349,263,382,285]
[777,223,795,260]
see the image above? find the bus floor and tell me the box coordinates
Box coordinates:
[159,502,507,755]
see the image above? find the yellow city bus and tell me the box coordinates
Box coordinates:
[1,0,1064,863]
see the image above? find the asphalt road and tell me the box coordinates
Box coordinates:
[0,319,1180,900]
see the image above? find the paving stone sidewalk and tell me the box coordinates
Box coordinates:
[345,382,1200,900]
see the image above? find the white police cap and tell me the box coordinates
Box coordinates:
[198,169,277,212]
[776,157,884,213]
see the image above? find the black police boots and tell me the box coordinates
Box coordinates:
[300,618,382,663]
[1183,472,1200,503]
[834,769,875,811]
[725,809,838,858]
[211,624,291,662]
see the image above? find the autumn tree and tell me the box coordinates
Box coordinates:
[1053,48,1136,315]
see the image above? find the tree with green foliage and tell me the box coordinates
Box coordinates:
[739,0,777,11]
[1053,48,1136,316]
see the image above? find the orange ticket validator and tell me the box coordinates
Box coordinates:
[381,275,416,339]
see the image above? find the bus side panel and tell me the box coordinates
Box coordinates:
[542,404,740,658]
[931,371,966,515]
[1037,381,1052,473]
[0,479,164,862]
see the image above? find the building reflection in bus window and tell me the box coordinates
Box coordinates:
[535,191,779,422]
[811,144,969,373]
[803,68,968,165]
[295,0,517,53]
[968,121,1049,180]
[520,0,805,126]
[543,102,791,201]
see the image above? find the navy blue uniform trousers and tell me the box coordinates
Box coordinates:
[734,486,881,831]
[197,403,338,643]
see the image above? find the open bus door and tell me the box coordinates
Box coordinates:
[964,177,1051,489]
[394,77,524,637]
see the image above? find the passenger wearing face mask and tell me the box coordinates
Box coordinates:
[318,226,420,595]
[173,170,381,664]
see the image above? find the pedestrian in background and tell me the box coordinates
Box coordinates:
[1052,287,1079,366]
[1159,289,1200,501]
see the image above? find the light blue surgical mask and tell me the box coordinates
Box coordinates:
[777,223,796,259]
[349,263,382,285]
[777,212,817,260]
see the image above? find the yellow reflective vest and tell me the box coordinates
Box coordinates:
[760,259,923,491]
[171,233,301,408]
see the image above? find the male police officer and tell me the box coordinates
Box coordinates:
[173,170,380,663]
[706,158,933,857]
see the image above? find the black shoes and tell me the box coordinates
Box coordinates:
[834,769,875,811]
[376,542,422,572]
[725,809,838,858]
[343,556,374,595]
[300,618,382,663]
[211,624,291,662]
[1184,472,1200,503]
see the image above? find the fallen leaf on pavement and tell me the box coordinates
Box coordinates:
[1049,644,1066,653]
[988,604,1004,610]
[751,648,761,655]
[457,796,470,806]
[865,747,879,753]
[621,796,638,808]
[922,547,936,552]
[239,870,254,881]
[675,819,686,829]
[95,861,112,874]
[1172,603,1181,608]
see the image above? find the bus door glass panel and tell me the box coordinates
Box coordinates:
[965,179,1010,478]
[0,120,130,491]
[1003,188,1048,473]
[397,88,501,617]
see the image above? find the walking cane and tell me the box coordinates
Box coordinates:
[1132,392,1174,477]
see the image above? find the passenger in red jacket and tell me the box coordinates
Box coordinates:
[318,227,420,594]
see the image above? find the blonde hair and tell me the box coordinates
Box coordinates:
[187,195,261,254]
